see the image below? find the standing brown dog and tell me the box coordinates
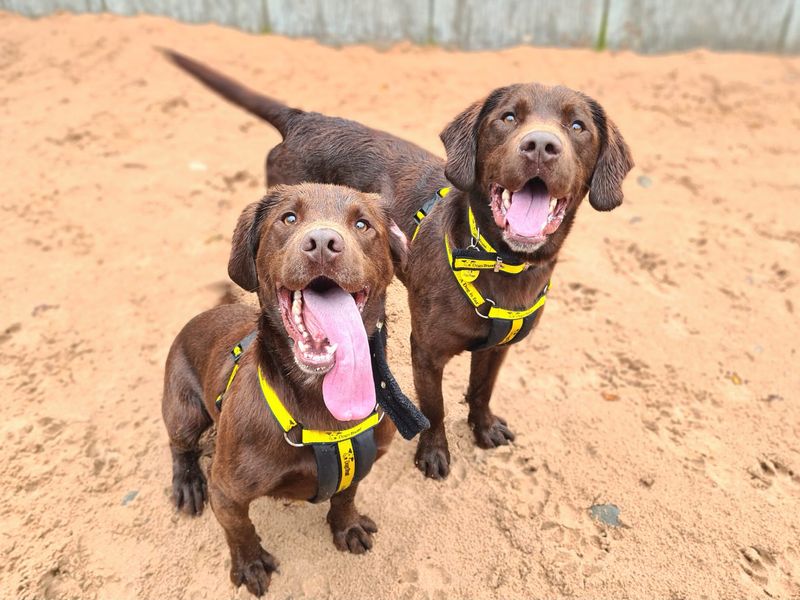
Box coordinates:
[165,52,634,480]
[162,183,407,596]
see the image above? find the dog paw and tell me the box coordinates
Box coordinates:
[415,431,451,480]
[470,413,515,449]
[230,547,279,597]
[171,460,207,516]
[331,515,378,554]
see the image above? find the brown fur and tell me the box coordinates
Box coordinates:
[164,51,634,480]
[162,183,406,596]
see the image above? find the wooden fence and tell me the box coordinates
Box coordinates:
[2,0,798,53]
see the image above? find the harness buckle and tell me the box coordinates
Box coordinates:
[474,298,496,319]
[493,256,503,272]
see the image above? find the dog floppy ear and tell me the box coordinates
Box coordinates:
[387,221,408,271]
[440,100,484,191]
[228,193,279,291]
[372,192,409,272]
[440,86,514,191]
[586,100,634,211]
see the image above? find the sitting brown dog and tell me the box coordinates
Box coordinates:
[162,183,407,596]
[165,52,634,481]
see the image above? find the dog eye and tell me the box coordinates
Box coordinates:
[571,120,585,132]
[355,219,370,231]
[282,212,297,224]
[502,112,516,124]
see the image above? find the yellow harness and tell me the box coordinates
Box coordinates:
[215,333,382,502]
[413,188,551,350]
[256,366,382,497]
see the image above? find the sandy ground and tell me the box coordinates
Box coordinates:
[1,10,799,600]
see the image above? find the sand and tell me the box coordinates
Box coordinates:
[1,10,798,600]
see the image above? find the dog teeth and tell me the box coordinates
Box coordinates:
[291,291,307,333]
[501,189,511,211]
[549,198,557,212]
[292,290,302,316]
[288,289,339,366]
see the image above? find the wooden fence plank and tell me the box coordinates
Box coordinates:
[606,0,795,53]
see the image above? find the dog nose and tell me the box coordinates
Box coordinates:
[301,228,344,264]
[518,131,563,163]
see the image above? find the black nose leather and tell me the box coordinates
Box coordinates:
[518,130,563,163]
[301,228,344,264]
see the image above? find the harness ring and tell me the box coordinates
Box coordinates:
[474,298,496,319]
[283,430,305,448]
[467,226,481,251]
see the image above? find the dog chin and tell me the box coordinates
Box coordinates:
[502,231,547,253]
[295,362,331,387]
[293,355,334,377]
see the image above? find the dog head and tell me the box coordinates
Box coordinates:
[228,183,406,408]
[440,84,633,255]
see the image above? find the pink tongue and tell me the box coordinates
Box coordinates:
[302,287,375,422]
[505,180,550,237]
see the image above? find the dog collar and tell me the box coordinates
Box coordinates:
[412,187,550,350]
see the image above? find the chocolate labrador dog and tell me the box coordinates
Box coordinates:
[162,183,407,596]
[165,51,633,481]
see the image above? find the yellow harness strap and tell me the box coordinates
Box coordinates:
[444,234,549,321]
[412,186,451,241]
[215,333,257,411]
[335,439,356,492]
[256,366,297,432]
[257,366,381,445]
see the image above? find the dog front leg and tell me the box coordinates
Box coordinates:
[209,481,278,597]
[411,332,452,480]
[465,346,515,448]
[326,483,377,554]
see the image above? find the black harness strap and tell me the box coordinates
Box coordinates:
[307,427,378,503]
[467,306,542,352]
[351,429,378,482]
[309,442,340,503]
[370,323,429,440]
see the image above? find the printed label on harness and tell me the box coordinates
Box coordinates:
[336,439,356,492]
[458,269,479,283]
[455,258,495,270]
[301,411,380,444]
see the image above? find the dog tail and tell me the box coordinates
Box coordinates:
[160,49,299,137]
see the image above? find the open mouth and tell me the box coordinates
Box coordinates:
[277,277,368,375]
[276,275,375,422]
[490,177,568,246]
